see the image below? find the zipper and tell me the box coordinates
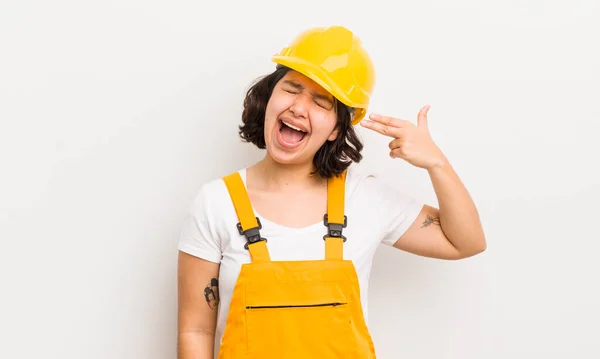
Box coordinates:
[246,302,347,309]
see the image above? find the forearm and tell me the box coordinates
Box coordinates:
[427,159,486,256]
[178,331,215,359]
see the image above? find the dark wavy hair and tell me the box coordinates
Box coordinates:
[238,65,364,178]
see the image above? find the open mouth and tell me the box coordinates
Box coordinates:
[278,119,307,144]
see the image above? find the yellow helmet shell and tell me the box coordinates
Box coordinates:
[272,26,375,125]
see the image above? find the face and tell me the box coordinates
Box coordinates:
[263,70,340,166]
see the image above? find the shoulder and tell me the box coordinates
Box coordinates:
[344,165,423,212]
[178,169,247,262]
[344,165,373,190]
[344,165,388,199]
[188,168,246,222]
[191,177,225,210]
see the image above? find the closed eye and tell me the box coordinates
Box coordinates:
[314,100,330,109]
[281,81,333,110]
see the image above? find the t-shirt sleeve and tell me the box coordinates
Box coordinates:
[177,184,223,263]
[363,175,425,247]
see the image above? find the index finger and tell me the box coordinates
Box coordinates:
[368,113,412,128]
[359,118,404,138]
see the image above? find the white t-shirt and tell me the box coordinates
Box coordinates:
[177,165,424,348]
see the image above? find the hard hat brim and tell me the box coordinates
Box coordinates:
[272,55,367,125]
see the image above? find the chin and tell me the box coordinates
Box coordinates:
[266,147,309,166]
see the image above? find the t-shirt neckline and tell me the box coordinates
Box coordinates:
[238,168,327,234]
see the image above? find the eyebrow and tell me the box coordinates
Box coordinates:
[282,80,334,105]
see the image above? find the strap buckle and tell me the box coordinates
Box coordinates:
[323,214,347,242]
[237,217,267,249]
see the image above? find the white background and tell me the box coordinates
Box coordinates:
[1,0,599,358]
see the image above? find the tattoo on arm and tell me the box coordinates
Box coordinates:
[421,215,440,228]
[204,278,220,310]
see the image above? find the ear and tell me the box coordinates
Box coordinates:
[327,127,339,142]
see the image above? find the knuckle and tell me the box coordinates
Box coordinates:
[401,146,411,156]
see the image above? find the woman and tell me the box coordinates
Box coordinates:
[177,25,486,359]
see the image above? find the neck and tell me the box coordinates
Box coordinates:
[249,154,324,191]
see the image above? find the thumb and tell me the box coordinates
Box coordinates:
[417,105,431,129]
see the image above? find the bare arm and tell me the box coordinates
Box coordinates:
[394,161,486,260]
[360,105,486,260]
[178,251,220,359]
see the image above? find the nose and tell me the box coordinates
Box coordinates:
[289,93,311,118]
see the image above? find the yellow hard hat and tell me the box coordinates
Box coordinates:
[272,26,375,125]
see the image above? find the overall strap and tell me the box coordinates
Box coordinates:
[324,170,347,260]
[222,172,270,262]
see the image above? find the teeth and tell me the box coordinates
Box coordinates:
[282,120,306,133]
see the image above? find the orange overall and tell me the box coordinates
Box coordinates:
[217,170,377,358]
